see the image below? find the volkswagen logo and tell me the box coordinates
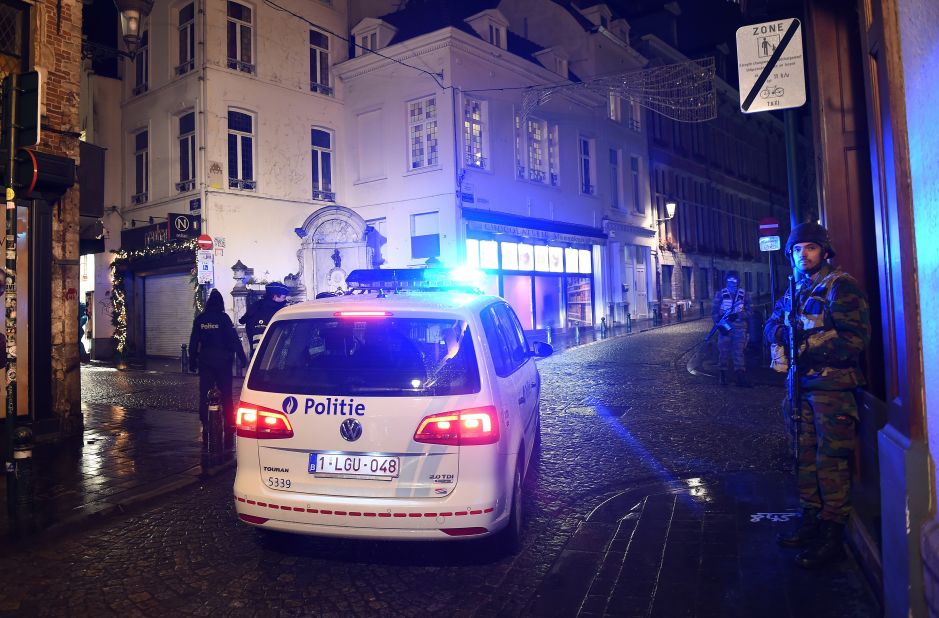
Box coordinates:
[282,396,298,415]
[339,418,363,442]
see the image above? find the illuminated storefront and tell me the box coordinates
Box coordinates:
[461,208,605,331]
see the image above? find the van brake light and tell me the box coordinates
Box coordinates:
[334,311,392,317]
[236,403,294,439]
[413,406,499,445]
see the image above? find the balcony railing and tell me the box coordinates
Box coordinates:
[628,118,641,132]
[528,169,547,183]
[582,183,595,195]
[516,165,526,179]
[550,173,559,187]
[310,81,333,96]
[312,189,336,202]
[131,192,148,205]
[175,60,194,76]
[229,178,256,190]
[464,153,487,169]
[132,83,148,96]
[227,59,256,74]
[176,180,195,193]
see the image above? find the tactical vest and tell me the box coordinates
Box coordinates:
[717,288,748,332]
[787,266,864,390]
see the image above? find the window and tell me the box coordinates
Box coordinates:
[309,28,331,95]
[311,128,334,202]
[407,96,438,170]
[463,96,487,168]
[227,1,254,74]
[488,23,505,49]
[631,156,643,214]
[177,3,195,76]
[628,100,642,132]
[681,266,692,299]
[177,112,196,192]
[358,31,378,55]
[133,30,148,95]
[608,94,621,122]
[228,110,255,190]
[661,264,674,299]
[579,136,596,195]
[410,211,439,259]
[132,130,148,204]
[555,57,568,77]
[609,149,622,209]
[514,113,559,185]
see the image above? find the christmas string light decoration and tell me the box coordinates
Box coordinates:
[110,239,203,354]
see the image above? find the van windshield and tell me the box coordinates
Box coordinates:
[247,317,481,397]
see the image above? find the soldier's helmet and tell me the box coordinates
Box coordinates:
[785,222,836,259]
[725,270,740,283]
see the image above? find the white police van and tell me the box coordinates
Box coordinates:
[233,268,552,551]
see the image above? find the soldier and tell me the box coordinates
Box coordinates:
[764,222,870,569]
[711,270,752,386]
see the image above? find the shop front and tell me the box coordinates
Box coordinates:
[461,208,606,333]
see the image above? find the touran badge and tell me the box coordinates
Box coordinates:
[339,418,363,442]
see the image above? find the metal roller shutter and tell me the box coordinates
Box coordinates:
[145,273,195,357]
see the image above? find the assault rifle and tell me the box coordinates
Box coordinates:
[703,297,739,342]
[786,275,802,466]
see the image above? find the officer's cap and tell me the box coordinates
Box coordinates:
[265,281,290,296]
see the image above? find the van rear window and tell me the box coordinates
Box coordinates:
[247,317,481,396]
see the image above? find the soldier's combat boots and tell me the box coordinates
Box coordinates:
[776,507,820,548]
[735,370,752,387]
[796,520,846,569]
[719,370,729,386]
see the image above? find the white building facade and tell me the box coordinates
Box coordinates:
[84,0,659,358]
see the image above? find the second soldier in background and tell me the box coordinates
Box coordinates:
[711,270,753,386]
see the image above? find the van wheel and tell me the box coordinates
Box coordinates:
[496,458,524,555]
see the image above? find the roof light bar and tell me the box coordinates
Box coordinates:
[345,268,484,293]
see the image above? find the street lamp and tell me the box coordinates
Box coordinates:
[116,0,154,56]
[657,199,677,222]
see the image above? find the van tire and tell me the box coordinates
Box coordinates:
[496,457,524,555]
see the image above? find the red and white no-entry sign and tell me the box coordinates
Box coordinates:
[759,217,780,237]
[197,234,213,250]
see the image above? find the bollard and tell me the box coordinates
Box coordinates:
[626,313,633,333]
[574,325,581,345]
[600,317,608,337]
[699,300,705,318]
[180,344,189,373]
[546,325,552,345]
[677,303,684,322]
[8,424,35,518]
[206,387,224,459]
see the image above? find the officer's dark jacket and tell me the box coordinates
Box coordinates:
[764,263,870,391]
[189,293,247,370]
[239,296,286,341]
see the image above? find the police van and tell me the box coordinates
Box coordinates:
[233,268,552,551]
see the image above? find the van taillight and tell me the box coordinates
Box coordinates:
[413,406,499,446]
[236,403,294,439]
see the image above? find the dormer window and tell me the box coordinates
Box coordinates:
[555,57,568,77]
[350,18,397,58]
[534,48,569,78]
[488,23,505,49]
[464,9,509,51]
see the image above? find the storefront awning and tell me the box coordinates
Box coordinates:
[462,207,607,246]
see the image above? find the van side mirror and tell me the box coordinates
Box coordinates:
[531,341,553,358]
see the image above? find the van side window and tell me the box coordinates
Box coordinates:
[493,303,527,370]
[481,304,513,377]
[498,303,530,363]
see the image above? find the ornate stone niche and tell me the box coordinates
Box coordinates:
[295,206,369,298]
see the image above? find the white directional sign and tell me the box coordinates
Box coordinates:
[760,236,781,252]
[736,18,805,113]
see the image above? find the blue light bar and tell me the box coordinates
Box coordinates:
[345,268,484,293]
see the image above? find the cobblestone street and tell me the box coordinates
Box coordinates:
[0,322,879,617]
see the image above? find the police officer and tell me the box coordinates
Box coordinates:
[711,270,752,386]
[239,281,289,353]
[189,289,248,448]
[764,222,870,569]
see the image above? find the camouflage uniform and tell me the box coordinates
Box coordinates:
[764,263,870,524]
[711,285,752,372]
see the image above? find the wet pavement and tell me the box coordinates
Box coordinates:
[0,318,881,617]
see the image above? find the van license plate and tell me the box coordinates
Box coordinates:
[309,453,400,479]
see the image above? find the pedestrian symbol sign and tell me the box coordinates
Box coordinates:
[736,18,806,113]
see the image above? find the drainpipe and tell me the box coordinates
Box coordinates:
[451,83,463,266]
[198,0,209,242]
